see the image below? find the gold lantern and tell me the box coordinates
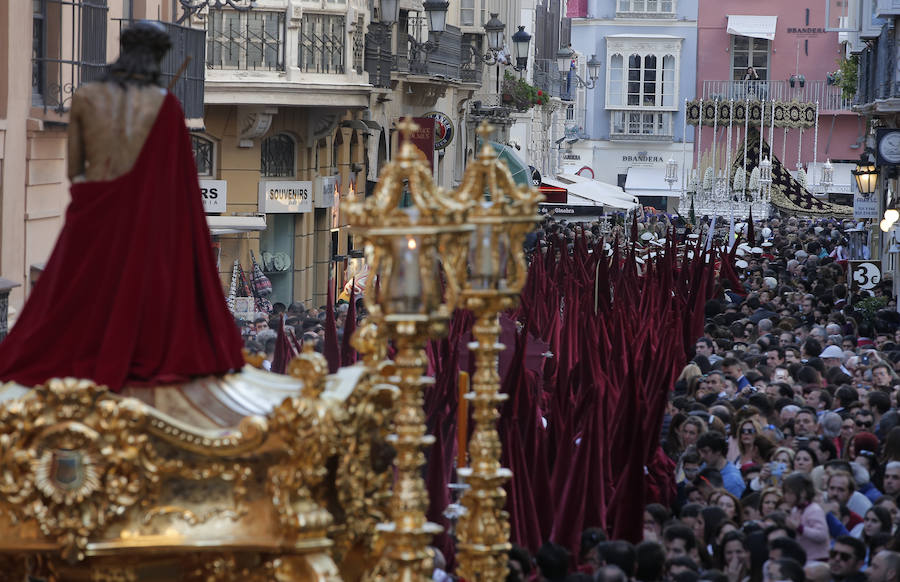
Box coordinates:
[454,122,542,582]
[344,118,474,582]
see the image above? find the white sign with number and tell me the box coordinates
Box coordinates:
[199,179,227,213]
[850,261,882,293]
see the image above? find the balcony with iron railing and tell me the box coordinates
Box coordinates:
[32,0,108,113]
[700,79,853,112]
[533,59,566,100]
[197,7,370,107]
[854,22,895,113]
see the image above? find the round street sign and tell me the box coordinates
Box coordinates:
[423,111,454,150]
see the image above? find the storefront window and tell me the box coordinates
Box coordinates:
[259,214,295,305]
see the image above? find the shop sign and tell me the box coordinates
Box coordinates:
[852,180,878,219]
[407,117,435,171]
[786,27,825,36]
[621,152,664,165]
[199,179,227,213]
[423,111,454,150]
[853,197,878,218]
[849,260,882,293]
[538,204,603,217]
[530,166,542,186]
[258,180,313,214]
[316,175,338,208]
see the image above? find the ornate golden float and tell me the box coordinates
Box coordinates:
[0,121,541,582]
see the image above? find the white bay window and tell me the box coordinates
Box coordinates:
[617,0,675,16]
[605,36,681,139]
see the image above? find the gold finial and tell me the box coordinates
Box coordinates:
[396,117,420,144]
[476,121,496,160]
[476,121,494,141]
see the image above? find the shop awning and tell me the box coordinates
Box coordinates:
[557,174,640,209]
[727,15,778,41]
[624,167,682,198]
[487,141,531,187]
[540,177,569,204]
[207,215,267,236]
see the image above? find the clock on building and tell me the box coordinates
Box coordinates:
[876,128,900,165]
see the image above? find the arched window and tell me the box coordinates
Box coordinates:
[608,54,624,107]
[261,134,296,177]
[662,55,676,107]
[627,54,642,106]
[191,135,214,176]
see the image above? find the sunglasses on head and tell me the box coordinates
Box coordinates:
[829,550,853,562]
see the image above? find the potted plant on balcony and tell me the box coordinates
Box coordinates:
[502,71,541,112]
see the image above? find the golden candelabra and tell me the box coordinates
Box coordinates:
[455,122,543,582]
[344,118,474,582]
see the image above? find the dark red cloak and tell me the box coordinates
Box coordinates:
[0,93,244,391]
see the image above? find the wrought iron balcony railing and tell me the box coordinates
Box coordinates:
[700,79,853,111]
[365,22,392,88]
[206,9,285,71]
[32,0,108,113]
[855,23,894,109]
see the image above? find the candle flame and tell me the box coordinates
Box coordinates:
[407,237,417,250]
[349,181,356,197]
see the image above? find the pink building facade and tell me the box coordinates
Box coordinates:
[696,1,862,194]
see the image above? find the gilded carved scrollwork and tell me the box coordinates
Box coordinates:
[0,378,157,562]
[0,310,401,580]
[268,390,342,536]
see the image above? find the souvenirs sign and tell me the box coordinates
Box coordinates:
[258,180,313,213]
[199,179,227,213]
[423,111,454,150]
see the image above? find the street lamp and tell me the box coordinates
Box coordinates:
[408,0,449,64]
[484,13,505,54]
[423,0,449,33]
[470,14,505,66]
[511,26,532,71]
[379,0,399,25]
[556,45,574,73]
[556,46,601,92]
[853,153,879,197]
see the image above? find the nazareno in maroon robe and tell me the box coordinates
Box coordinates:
[0,92,244,392]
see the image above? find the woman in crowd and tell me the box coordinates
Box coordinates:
[852,506,893,564]
[782,472,829,562]
[793,446,819,475]
[718,531,755,582]
[712,490,743,523]
[731,418,764,467]
[759,488,783,518]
